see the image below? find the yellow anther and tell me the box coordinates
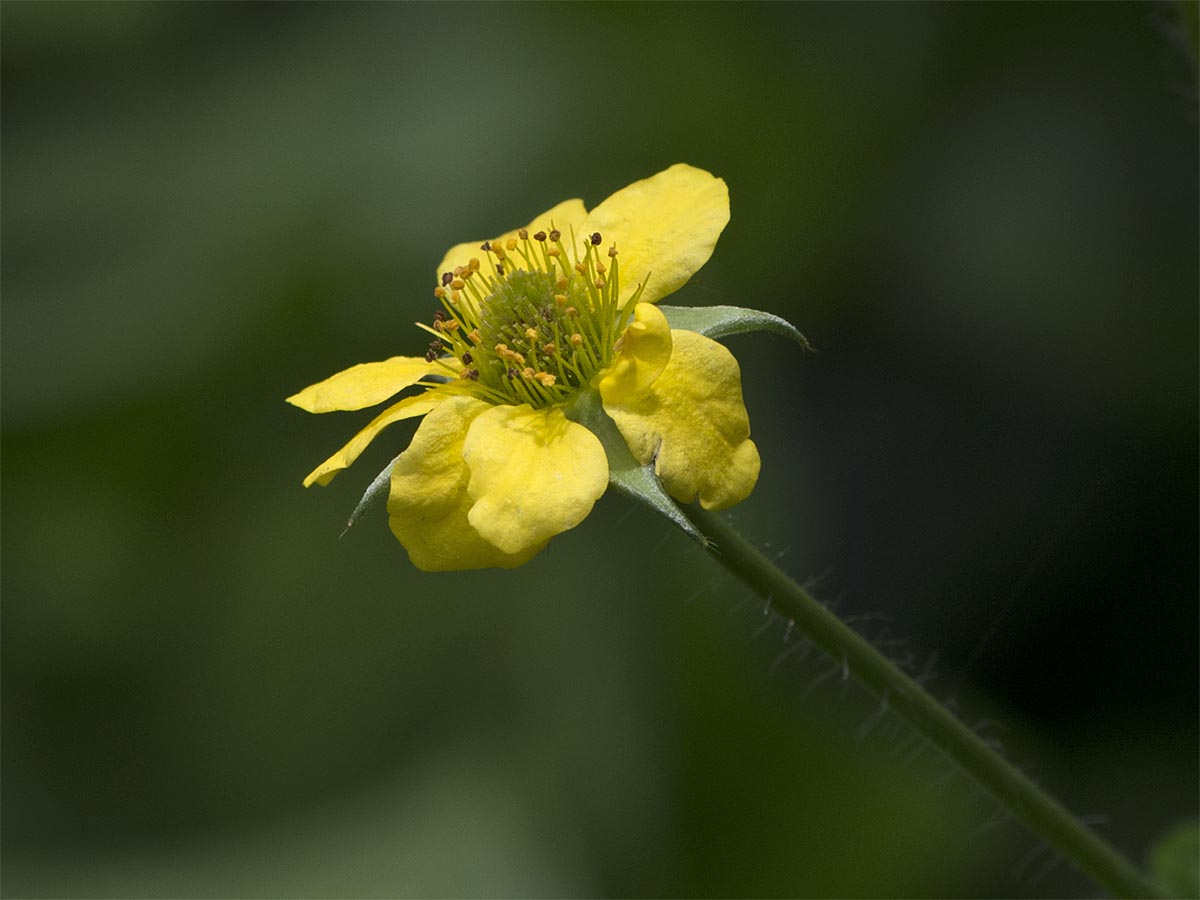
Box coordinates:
[505,238,518,251]
[522,366,535,379]
[556,277,568,290]
[450,290,462,304]
[547,247,560,258]
[493,246,507,260]
[570,333,584,346]
[534,372,557,387]
[565,306,577,317]
[595,261,606,274]
[451,278,464,290]
[518,228,528,240]
[554,294,567,306]
[468,328,482,344]
[608,245,618,257]
[469,257,481,271]
[453,265,465,276]
[595,278,606,289]
[574,262,587,275]
[542,342,557,356]
[524,327,539,341]
[434,286,446,299]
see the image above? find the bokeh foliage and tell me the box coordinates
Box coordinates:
[3,3,1196,897]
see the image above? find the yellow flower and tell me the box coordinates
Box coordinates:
[288,164,763,571]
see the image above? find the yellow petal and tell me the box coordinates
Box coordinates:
[302,392,445,487]
[388,396,541,571]
[461,404,608,556]
[603,330,760,510]
[583,163,729,305]
[434,198,589,283]
[598,302,673,406]
[287,357,449,413]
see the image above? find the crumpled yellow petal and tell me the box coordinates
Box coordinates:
[287,357,449,413]
[603,329,760,510]
[303,391,445,488]
[434,198,589,282]
[388,396,541,571]
[583,163,729,305]
[461,404,608,556]
[598,302,673,406]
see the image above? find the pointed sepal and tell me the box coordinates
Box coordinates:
[658,304,813,350]
[566,387,705,544]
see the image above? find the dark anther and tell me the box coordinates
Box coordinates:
[518,228,529,240]
[548,228,561,242]
[428,339,443,351]
[424,350,437,362]
[496,264,504,275]
[466,369,480,381]
[506,367,517,380]
[433,310,446,322]
[481,241,491,252]
[461,351,473,364]
[533,230,547,242]
[441,272,453,287]
[590,232,602,246]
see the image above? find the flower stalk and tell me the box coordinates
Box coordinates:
[684,505,1163,900]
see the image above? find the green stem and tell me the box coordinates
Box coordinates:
[684,505,1162,899]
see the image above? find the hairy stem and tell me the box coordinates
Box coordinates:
[685,505,1162,899]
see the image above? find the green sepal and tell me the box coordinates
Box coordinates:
[566,387,705,544]
[658,304,813,350]
[341,455,398,536]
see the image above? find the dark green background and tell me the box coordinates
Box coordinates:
[3,3,1196,897]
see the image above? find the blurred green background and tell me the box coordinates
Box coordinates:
[2,3,1196,897]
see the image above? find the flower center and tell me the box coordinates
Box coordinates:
[422,225,644,408]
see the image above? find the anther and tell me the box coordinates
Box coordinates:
[594,278,606,289]
[505,238,518,251]
[556,277,568,290]
[590,232,602,246]
[595,261,606,274]
[428,339,443,351]
[433,310,446,322]
[534,372,556,387]
[548,228,561,242]
[434,286,446,299]
[554,294,567,305]
[441,272,453,286]
[522,367,535,379]
[546,248,560,258]
[518,228,528,240]
[467,328,482,344]
[469,257,481,271]
[570,333,583,346]
[506,367,517,380]
[524,327,539,341]
[451,278,464,290]
[542,342,557,355]
[481,241,492,252]
[608,245,618,257]
[565,306,577,317]
[424,350,437,362]
[461,351,473,364]
[533,230,547,242]
[574,262,587,275]
[466,369,480,381]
